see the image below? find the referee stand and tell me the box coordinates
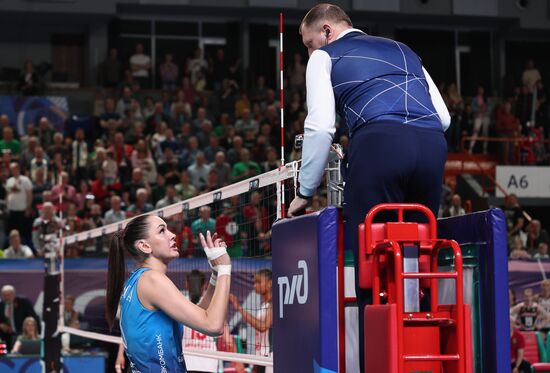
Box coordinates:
[272,143,509,373]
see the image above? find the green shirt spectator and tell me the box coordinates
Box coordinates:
[231,148,261,181]
[0,127,21,157]
[191,206,216,251]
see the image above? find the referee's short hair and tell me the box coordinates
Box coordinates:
[300,3,353,32]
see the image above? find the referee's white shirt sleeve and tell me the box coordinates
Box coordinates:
[422,66,451,131]
[298,49,336,197]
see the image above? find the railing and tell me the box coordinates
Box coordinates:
[460,135,550,166]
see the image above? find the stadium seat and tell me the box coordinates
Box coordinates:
[520,331,550,372]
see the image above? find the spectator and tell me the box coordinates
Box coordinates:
[510,318,531,373]
[3,230,33,259]
[219,79,239,116]
[288,52,306,94]
[102,149,118,186]
[441,194,466,218]
[202,169,220,193]
[468,86,491,154]
[20,123,36,150]
[511,288,550,331]
[229,268,273,372]
[126,188,153,217]
[226,136,244,166]
[20,136,39,172]
[203,134,223,164]
[99,48,122,88]
[0,115,10,139]
[182,269,222,372]
[159,53,179,92]
[210,151,231,187]
[65,203,82,233]
[176,213,193,258]
[187,47,207,85]
[509,236,531,260]
[188,151,210,191]
[32,202,61,256]
[131,140,157,185]
[43,132,65,159]
[63,295,81,329]
[10,316,40,354]
[151,121,168,154]
[171,100,192,130]
[231,148,261,182]
[0,127,21,161]
[31,168,51,208]
[155,184,180,209]
[525,219,550,253]
[98,99,123,138]
[5,162,33,245]
[235,108,259,137]
[261,146,281,172]
[196,120,213,148]
[250,75,267,103]
[18,60,40,95]
[175,171,197,201]
[0,284,41,349]
[503,194,525,245]
[211,48,240,90]
[534,243,550,260]
[50,171,77,214]
[104,195,125,225]
[29,146,48,183]
[495,101,520,164]
[157,147,180,186]
[115,86,135,120]
[191,206,215,249]
[235,92,251,119]
[522,59,542,92]
[118,68,140,92]
[516,85,533,129]
[129,43,151,88]
[537,280,550,332]
[36,117,55,151]
[124,168,150,204]
[145,102,171,136]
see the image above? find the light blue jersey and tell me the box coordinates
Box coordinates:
[120,268,186,373]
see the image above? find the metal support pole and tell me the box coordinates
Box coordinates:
[326,144,344,207]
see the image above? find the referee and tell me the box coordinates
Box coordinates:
[288,4,450,372]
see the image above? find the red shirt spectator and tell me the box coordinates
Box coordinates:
[176,225,193,257]
[50,172,77,213]
[511,327,525,362]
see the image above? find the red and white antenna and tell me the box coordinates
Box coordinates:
[279,12,286,218]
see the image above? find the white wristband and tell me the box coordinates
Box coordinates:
[216,264,232,277]
[204,246,228,261]
[209,272,217,287]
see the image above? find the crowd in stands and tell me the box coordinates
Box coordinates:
[0,45,313,259]
[442,59,549,165]
[0,43,549,260]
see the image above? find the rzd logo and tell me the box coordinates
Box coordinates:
[277,260,308,318]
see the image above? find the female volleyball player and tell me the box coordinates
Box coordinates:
[106,214,231,372]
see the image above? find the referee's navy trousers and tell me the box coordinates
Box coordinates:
[342,122,447,373]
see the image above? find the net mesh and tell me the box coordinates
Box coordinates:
[56,164,299,368]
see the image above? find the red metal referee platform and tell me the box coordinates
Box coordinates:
[358,203,473,373]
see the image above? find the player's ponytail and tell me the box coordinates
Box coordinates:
[105,214,151,330]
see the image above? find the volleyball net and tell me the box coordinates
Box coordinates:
[55,162,303,369]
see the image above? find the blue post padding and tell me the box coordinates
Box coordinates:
[317,207,339,371]
[272,207,339,373]
[437,208,510,373]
